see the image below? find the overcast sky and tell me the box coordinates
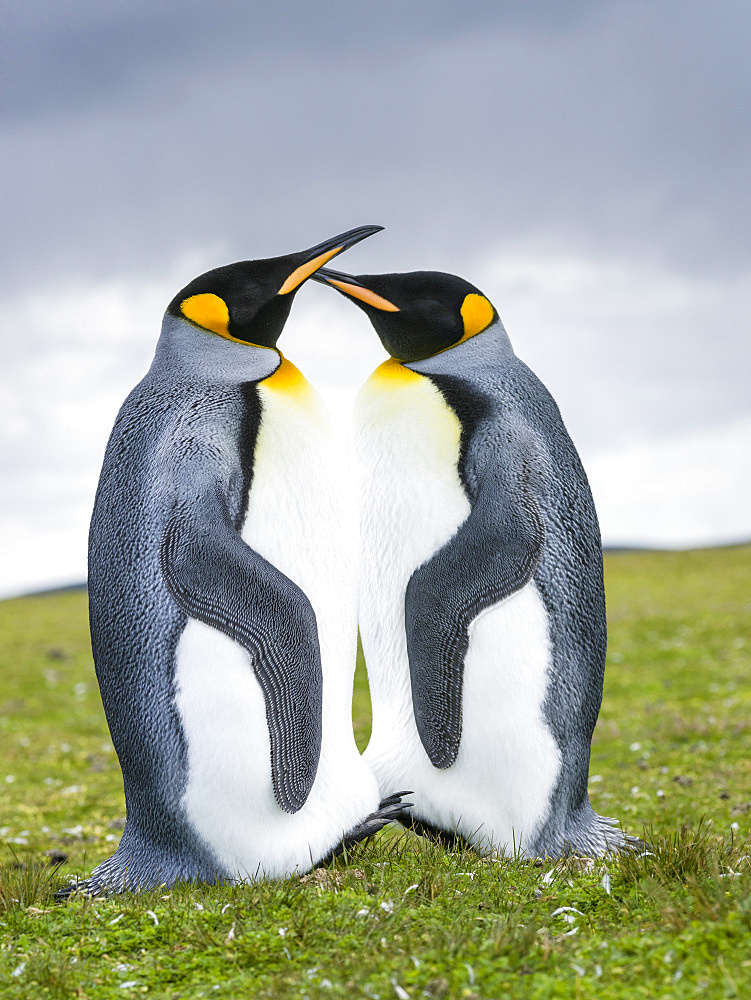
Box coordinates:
[2,0,750,597]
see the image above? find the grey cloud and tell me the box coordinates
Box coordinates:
[2,0,749,291]
[2,0,583,120]
[1,0,750,595]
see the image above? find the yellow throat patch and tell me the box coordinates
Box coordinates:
[261,355,315,400]
[368,357,424,386]
[360,358,462,463]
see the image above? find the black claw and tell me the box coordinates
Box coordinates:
[55,878,105,901]
[379,790,413,808]
[54,881,83,901]
[623,834,650,853]
[378,802,413,821]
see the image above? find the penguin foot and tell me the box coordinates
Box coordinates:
[320,791,413,864]
[622,833,651,854]
[54,877,106,901]
[395,814,470,851]
[531,805,640,860]
[54,882,77,902]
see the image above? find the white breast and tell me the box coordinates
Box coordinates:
[175,359,379,880]
[356,360,560,855]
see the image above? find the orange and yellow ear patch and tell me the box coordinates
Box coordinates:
[460,293,495,340]
[180,293,230,336]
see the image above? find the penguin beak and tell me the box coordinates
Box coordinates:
[277,225,384,295]
[311,267,400,313]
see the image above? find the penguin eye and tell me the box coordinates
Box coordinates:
[180,293,230,337]
[460,294,495,339]
[419,299,444,317]
[413,298,451,331]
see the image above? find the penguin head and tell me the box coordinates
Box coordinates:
[167,225,383,350]
[311,268,498,362]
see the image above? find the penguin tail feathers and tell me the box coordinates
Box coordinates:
[54,834,229,898]
[533,805,638,860]
[55,865,229,900]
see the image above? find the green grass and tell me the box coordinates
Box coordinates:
[1,546,749,999]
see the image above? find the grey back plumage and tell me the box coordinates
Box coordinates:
[410,322,613,854]
[87,317,279,889]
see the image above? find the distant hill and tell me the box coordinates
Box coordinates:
[6,538,750,602]
[20,581,87,599]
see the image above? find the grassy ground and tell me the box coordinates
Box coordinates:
[1,546,749,998]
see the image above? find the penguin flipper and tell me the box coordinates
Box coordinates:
[405,459,544,770]
[162,476,322,814]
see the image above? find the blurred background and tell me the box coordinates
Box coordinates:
[2,0,749,598]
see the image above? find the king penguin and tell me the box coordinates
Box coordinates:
[65,227,406,895]
[312,265,629,858]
